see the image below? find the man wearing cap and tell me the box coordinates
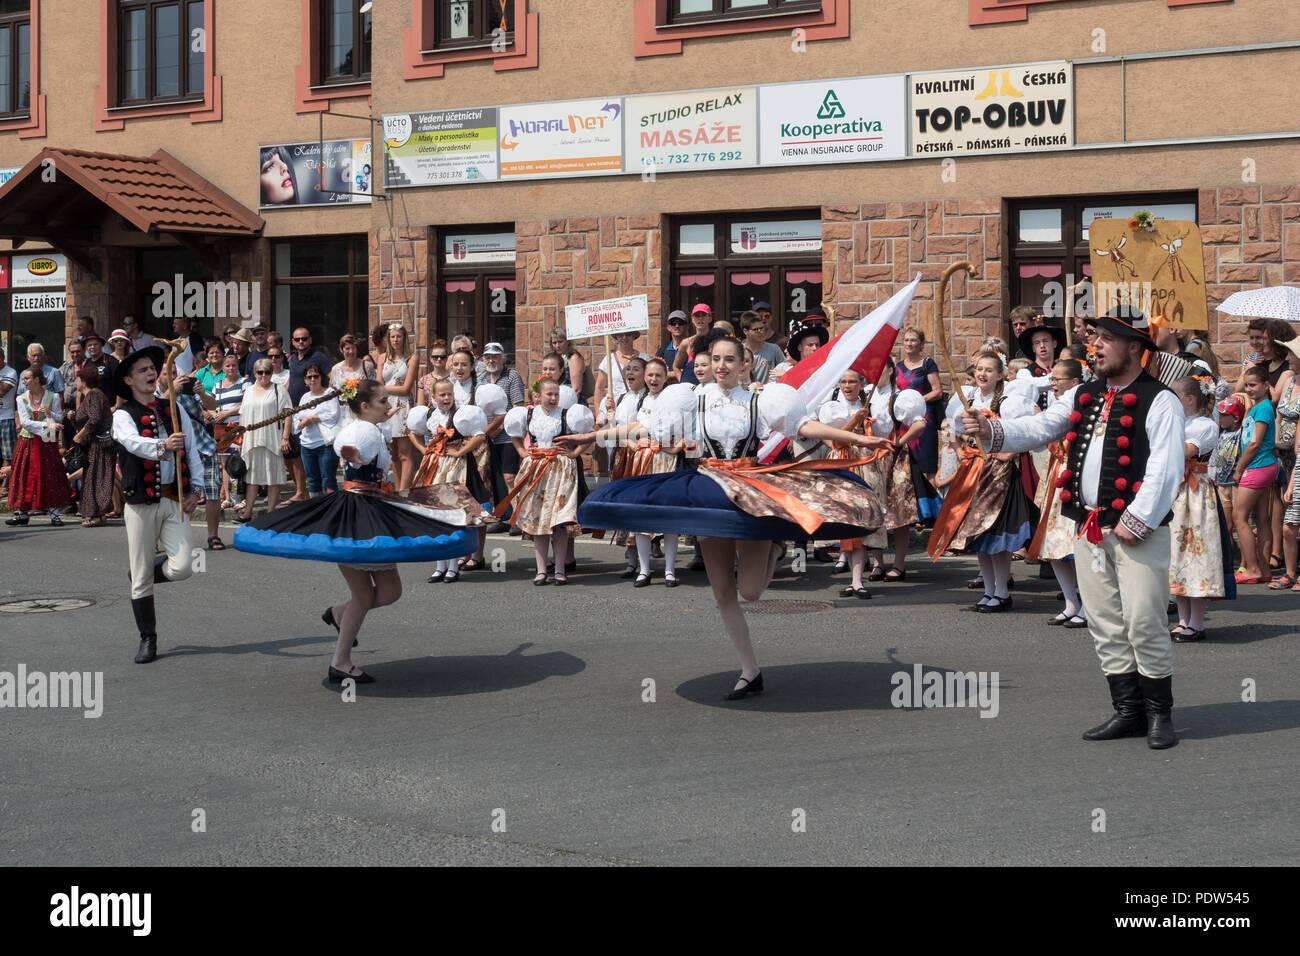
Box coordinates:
[82,333,119,402]
[112,347,204,664]
[963,305,1186,749]
[742,310,785,385]
[246,323,270,369]
[674,303,715,384]
[755,301,785,351]
[227,327,255,378]
[479,342,528,520]
[658,310,691,379]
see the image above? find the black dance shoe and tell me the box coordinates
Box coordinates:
[634,573,651,587]
[5,512,29,526]
[724,672,764,701]
[977,596,1013,613]
[328,665,374,684]
[322,606,357,647]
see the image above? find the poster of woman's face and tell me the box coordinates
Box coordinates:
[258,139,372,208]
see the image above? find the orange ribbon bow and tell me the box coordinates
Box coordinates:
[412,425,457,488]
[1025,440,1067,562]
[492,446,563,526]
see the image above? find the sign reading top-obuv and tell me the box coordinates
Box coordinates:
[758,76,907,166]
[911,62,1073,157]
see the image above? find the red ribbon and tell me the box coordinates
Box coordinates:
[1079,507,1104,545]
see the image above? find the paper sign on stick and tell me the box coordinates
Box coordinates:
[1087,219,1207,330]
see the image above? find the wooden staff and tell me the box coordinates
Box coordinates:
[822,301,839,339]
[153,336,187,503]
[934,261,983,456]
[1064,277,1089,346]
[215,387,341,453]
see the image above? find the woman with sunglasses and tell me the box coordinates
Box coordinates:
[265,346,290,389]
[235,358,292,521]
[418,338,450,406]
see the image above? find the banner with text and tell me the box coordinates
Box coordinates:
[383,108,499,187]
[498,98,624,180]
[758,75,907,166]
[565,295,650,341]
[624,86,758,175]
[1088,219,1207,331]
[911,62,1073,157]
[259,139,372,207]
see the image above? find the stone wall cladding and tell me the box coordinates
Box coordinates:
[822,199,1005,372]
[515,214,665,379]
[371,227,429,364]
[1199,184,1298,375]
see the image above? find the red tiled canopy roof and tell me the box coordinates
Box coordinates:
[0,147,263,241]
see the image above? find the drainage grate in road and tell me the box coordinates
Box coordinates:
[0,598,96,613]
[741,599,836,615]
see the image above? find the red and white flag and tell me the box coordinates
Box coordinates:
[759,274,920,462]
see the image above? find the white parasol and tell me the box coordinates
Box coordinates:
[1216,286,1300,323]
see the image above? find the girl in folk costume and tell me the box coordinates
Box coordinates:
[571,331,889,699]
[446,347,509,569]
[1168,375,1232,641]
[7,367,72,525]
[498,379,596,586]
[1027,359,1088,628]
[603,357,649,481]
[931,351,1040,613]
[234,380,479,683]
[621,357,689,586]
[817,369,885,597]
[874,358,942,582]
[408,378,491,584]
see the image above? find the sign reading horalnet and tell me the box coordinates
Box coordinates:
[624,86,758,175]
[498,98,624,180]
[758,75,907,166]
[911,62,1073,157]
[565,295,650,341]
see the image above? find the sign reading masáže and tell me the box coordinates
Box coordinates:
[1087,219,1207,330]
[911,62,1072,156]
[565,295,650,341]
[624,86,757,175]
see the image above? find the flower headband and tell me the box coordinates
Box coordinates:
[1192,374,1214,397]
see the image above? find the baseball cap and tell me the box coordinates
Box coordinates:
[753,301,771,312]
[1216,397,1245,419]
[483,342,506,355]
[667,310,688,325]
[691,303,712,316]
[803,311,829,325]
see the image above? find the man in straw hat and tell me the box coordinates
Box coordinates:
[963,305,1186,749]
[111,347,204,664]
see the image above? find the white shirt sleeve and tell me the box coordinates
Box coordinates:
[503,406,531,439]
[756,382,811,439]
[1185,416,1220,457]
[986,395,1072,453]
[892,390,927,427]
[473,382,509,418]
[452,405,488,437]
[1123,390,1186,536]
[113,407,163,460]
[946,387,975,430]
[333,420,386,467]
[17,395,55,439]
[645,383,699,444]
[405,405,431,438]
[817,399,851,428]
[566,403,596,434]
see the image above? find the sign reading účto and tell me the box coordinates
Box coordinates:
[565,295,649,341]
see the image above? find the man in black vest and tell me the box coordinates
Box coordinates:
[963,306,1185,749]
[111,348,204,664]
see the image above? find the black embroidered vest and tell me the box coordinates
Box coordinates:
[116,399,192,505]
[698,392,760,460]
[1057,371,1172,529]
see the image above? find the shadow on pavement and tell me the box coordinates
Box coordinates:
[1201,622,1300,644]
[675,659,1007,713]
[335,642,586,698]
[1175,699,1300,739]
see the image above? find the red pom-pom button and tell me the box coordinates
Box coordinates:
[1114,477,1128,491]
[1069,411,1082,425]
[140,429,152,438]
[1120,415,1134,429]
[1079,393,1092,405]
[1118,455,1131,467]
[1117,436,1130,449]
[1122,393,1137,407]
[1066,431,1078,444]
[141,415,152,426]
[145,488,156,498]
[1112,498,1126,510]
[1059,490,1072,503]
[1133,481,1143,493]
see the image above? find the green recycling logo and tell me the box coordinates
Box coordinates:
[817,89,845,119]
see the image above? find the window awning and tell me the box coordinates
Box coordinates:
[0,147,264,277]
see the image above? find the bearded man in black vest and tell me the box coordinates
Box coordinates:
[111,348,204,664]
[962,305,1186,749]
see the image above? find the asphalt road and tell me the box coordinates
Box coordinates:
[1,519,1296,866]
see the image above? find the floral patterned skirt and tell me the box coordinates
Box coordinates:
[943,457,1038,554]
[1169,481,1225,598]
[882,446,943,532]
[510,452,586,535]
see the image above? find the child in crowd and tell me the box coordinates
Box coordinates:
[1169,375,1227,639]
[1232,366,1278,584]
[1212,397,1244,541]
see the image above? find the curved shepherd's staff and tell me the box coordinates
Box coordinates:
[152,336,188,503]
[933,261,982,456]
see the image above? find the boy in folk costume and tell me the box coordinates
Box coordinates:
[964,306,1186,749]
[112,348,204,664]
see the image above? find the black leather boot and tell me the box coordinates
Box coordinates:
[1138,674,1177,750]
[131,596,158,664]
[152,553,170,585]
[1081,671,1147,741]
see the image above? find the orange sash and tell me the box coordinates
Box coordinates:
[492,446,563,525]
[1183,459,1207,493]
[926,445,986,560]
[343,479,394,493]
[412,426,458,488]
[1025,440,1067,562]
[703,452,879,536]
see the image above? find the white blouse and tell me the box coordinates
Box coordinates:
[504,404,596,449]
[817,396,864,429]
[333,420,391,472]
[451,378,508,417]
[16,391,62,441]
[292,394,341,450]
[644,381,810,458]
[1184,414,1220,458]
[406,403,488,439]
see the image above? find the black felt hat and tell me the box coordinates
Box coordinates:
[1017,324,1067,362]
[1085,304,1157,352]
[112,346,166,401]
[786,322,830,360]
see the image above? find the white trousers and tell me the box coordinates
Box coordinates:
[125,499,193,599]
[1074,525,1173,679]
